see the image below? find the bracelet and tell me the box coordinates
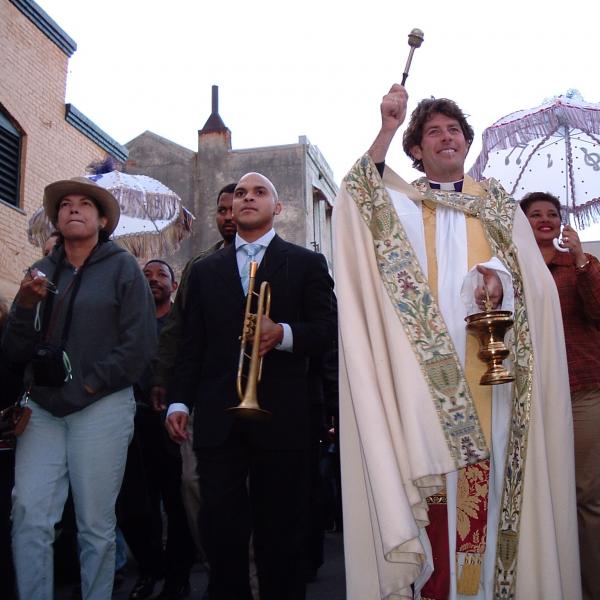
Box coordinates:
[576,259,590,271]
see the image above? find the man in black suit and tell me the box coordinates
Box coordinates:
[166,172,337,600]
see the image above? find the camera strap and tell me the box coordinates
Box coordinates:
[41,244,98,346]
[39,246,65,340]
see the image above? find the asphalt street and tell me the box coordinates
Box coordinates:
[56,531,346,600]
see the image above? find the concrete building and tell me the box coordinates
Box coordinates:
[1,0,337,299]
[126,86,338,277]
[0,0,127,300]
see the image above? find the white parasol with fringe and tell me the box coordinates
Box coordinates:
[28,170,194,259]
[469,90,600,237]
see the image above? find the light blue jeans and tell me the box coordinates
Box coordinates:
[11,388,135,600]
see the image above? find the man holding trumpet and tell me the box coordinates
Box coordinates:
[334,86,581,599]
[166,172,337,600]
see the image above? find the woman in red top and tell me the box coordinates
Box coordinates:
[521,192,600,600]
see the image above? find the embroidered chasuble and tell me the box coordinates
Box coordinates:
[334,154,581,600]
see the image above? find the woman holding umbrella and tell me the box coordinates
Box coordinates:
[1,176,156,600]
[521,191,600,600]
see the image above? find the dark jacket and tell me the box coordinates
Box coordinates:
[151,240,225,389]
[1,242,157,416]
[0,325,25,409]
[171,235,337,450]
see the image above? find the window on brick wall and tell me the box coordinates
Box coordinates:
[0,110,22,208]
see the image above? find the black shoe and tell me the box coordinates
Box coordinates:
[155,581,191,600]
[129,575,157,600]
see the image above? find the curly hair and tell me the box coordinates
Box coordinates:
[520,191,562,217]
[402,98,474,172]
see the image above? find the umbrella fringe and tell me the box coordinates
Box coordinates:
[89,171,181,221]
[469,96,600,230]
[109,188,180,220]
[572,199,600,229]
[114,215,193,259]
[468,152,487,182]
[27,206,193,260]
[28,170,195,257]
[27,209,50,248]
[481,102,600,151]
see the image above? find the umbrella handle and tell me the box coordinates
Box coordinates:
[553,225,570,253]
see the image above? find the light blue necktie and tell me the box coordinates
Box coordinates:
[241,243,261,294]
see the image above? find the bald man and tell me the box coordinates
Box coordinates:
[166,173,337,600]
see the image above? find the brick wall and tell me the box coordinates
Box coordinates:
[0,0,113,301]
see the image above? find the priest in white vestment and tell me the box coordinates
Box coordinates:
[333,84,581,600]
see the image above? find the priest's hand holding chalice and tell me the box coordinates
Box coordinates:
[465,265,515,385]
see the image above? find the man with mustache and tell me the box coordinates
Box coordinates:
[119,259,196,600]
[334,86,581,599]
[151,183,238,407]
[150,183,237,562]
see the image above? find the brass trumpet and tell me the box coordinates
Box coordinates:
[229,261,272,419]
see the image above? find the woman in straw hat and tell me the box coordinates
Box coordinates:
[1,176,156,600]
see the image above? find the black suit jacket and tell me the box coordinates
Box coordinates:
[173,235,337,450]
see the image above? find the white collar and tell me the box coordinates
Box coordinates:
[235,228,276,250]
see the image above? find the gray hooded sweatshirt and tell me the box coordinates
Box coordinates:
[2,241,157,416]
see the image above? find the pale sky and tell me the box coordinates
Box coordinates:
[36,0,600,239]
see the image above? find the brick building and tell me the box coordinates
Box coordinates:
[1,1,338,301]
[0,0,127,300]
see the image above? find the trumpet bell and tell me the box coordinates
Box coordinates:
[227,405,271,421]
[228,384,271,420]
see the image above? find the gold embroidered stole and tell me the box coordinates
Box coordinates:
[343,155,534,599]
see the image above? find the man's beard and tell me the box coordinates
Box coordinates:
[221,230,236,243]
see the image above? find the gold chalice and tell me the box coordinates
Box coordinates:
[465,293,515,386]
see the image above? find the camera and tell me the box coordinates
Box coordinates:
[31,343,69,387]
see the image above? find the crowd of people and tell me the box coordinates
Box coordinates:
[0,82,598,600]
[0,171,340,600]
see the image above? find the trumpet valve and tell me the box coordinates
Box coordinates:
[243,314,257,337]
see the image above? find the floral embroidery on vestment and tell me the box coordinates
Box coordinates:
[345,155,534,599]
[344,156,489,468]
